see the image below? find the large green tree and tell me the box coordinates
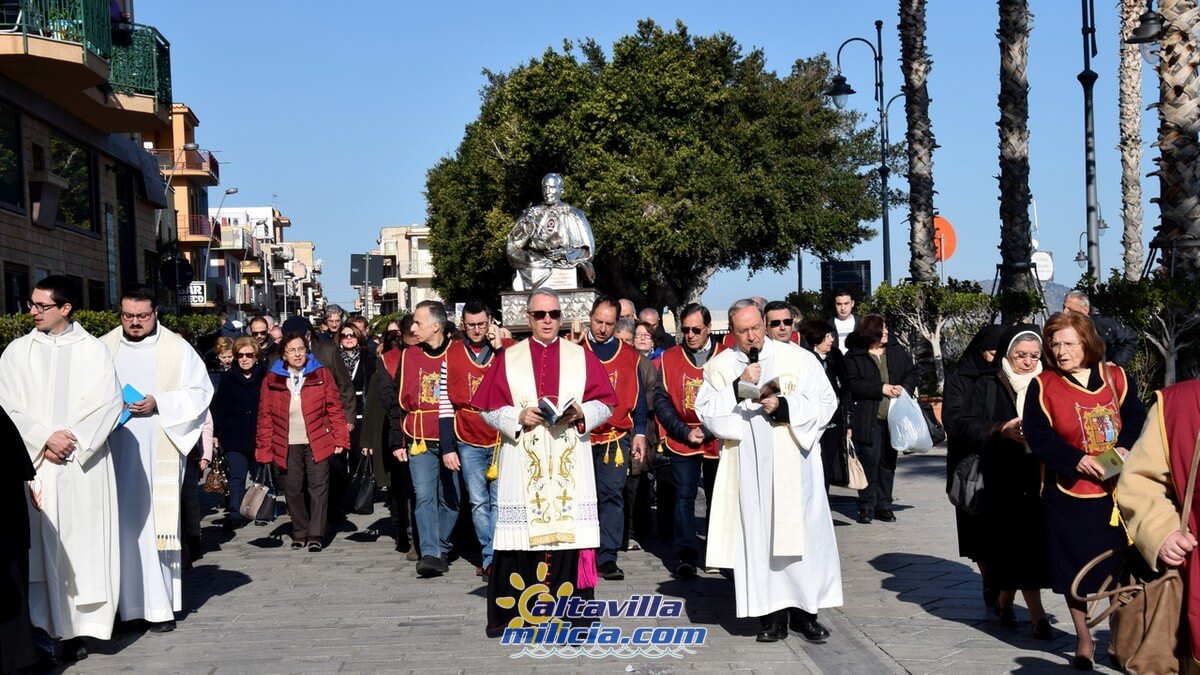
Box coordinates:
[426,20,885,316]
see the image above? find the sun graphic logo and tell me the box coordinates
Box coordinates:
[494,561,574,636]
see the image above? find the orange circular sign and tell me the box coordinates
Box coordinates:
[933,216,957,261]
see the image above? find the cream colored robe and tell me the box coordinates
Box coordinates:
[696,338,842,617]
[0,324,123,640]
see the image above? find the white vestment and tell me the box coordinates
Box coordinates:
[481,338,611,551]
[103,327,212,622]
[0,324,123,640]
[696,338,843,617]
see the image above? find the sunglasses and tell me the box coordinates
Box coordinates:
[681,327,704,335]
[528,310,562,321]
[340,333,357,339]
[236,352,256,359]
[251,330,267,337]
[768,318,794,328]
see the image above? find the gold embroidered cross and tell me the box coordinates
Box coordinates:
[531,492,547,512]
[557,489,572,509]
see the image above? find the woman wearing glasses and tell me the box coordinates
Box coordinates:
[958,326,1051,639]
[256,333,350,551]
[212,337,266,530]
[1022,312,1146,670]
[338,325,377,468]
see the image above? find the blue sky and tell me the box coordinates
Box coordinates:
[143,1,1157,311]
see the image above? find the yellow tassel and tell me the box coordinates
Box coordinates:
[614,445,624,467]
[1109,497,1121,528]
[603,445,611,465]
[411,438,427,456]
[486,448,499,481]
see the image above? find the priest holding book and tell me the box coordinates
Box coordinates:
[696,298,842,644]
[472,288,617,638]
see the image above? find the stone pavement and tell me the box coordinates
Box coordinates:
[64,445,1117,674]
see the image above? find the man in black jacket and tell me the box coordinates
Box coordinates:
[1062,290,1138,367]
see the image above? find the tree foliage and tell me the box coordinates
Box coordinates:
[1088,269,1200,387]
[426,20,888,314]
[0,311,222,353]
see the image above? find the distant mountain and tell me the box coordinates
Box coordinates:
[966,279,1073,315]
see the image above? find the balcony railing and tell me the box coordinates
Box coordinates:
[400,260,433,276]
[185,214,212,237]
[108,22,171,107]
[0,0,111,60]
[150,148,219,182]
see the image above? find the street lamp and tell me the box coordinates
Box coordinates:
[1078,0,1102,284]
[826,20,900,284]
[203,186,239,291]
[1125,0,1164,62]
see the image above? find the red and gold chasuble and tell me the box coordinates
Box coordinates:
[399,343,448,445]
[1155,380,1200,663]
[1036,364,1128,497]
[658,343,725,459]
[583,340,640,445]
[446,340,502,448]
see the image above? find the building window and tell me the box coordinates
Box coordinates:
[64,275,84,309]
[87,279,106,310]
[50,132,96,234]
[3,262,29,314]
[0,102,20,210]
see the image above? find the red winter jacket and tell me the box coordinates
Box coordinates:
[256,356,351,468]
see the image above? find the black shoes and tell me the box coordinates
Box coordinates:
[416,555,448,577]
[856,511,873,524]
[307,540,323,552]
[674,562,697,579]
[598,561,625,581]
[147,620,176,633]
[1072,655,1094,671]
[61,636,88,662]
[874,509,897,522]
[789,610,830,644]
[290,540,304,550]
[756,611,788,643]
[997,605,1018,628]
[1032,617,1053,640]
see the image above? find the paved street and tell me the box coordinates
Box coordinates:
[64,446,1116,674]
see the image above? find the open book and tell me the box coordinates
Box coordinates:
[737,377,782,401]
[538,396,578,426]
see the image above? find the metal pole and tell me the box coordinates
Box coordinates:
[875,19,892,285]
[1079,0,1101,283]
[796,248,803,296]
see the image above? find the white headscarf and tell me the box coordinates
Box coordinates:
[999,330,1043,416]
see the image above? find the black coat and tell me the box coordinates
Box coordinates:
[843,342,920,443]
[211,364,266,453]
[1091,313,1138,367]
[804,344,851,431]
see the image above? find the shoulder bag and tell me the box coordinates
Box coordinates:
[1069,432,1200,674]
[239,464,277,523]
[342,457,376,516]
[845,439,869,491]
[203,448,230,496]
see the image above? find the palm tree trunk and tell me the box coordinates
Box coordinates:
[899,0,938,283]
[997,0,1035,307]
[1155,0,1200,276]
[1120,0,1146,281]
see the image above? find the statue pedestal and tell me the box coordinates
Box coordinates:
[501,287,597,334]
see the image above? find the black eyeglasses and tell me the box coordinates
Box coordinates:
[24,300,62,313]
[528,310,562,321]
[681,327,704,335]
[251,330,267,337]
[768,318,794,328]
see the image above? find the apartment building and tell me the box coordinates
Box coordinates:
[377,224,439,314]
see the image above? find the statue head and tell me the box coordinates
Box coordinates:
[541,173,564,205]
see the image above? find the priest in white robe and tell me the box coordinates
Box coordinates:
[0,275,124,662]
[696,298,842,644]
[102,287,213,631]
[471,288,617,638]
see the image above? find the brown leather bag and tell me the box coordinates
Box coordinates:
[1070,433,1200,675]
[202,449,230,496]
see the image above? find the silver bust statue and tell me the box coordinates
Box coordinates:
[506,173,596,290]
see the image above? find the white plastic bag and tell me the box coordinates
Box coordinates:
[888,389,933,453]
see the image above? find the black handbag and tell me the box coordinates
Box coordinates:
[947,453,984,514]
[919,400,947,445]
[342,457,376,515]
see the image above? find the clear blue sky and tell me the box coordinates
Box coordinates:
[143,1,1157,312]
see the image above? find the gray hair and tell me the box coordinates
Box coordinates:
[638,307,660,323]
[325,303,345,319]
[1007,330,1042,356]
[728,298,764,322]
[526,288,560,311]
[614,317,636,335]
[1064,290,1090,309]
[414,300,448,331]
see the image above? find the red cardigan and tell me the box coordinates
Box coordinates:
[256,365,351,468]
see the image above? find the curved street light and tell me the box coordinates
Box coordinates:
[203,186,239,289]
[824,20,900,284]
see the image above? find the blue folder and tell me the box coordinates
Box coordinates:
[117,384,144,427]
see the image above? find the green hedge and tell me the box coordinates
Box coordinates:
[0,311,223,352]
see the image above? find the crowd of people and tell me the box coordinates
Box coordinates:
[4,276,1200,673]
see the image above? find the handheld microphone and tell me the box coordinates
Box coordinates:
[748,347,759,364]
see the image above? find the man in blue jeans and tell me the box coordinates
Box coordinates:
[398,301,458,577]
[439,300,512,581]
[653,303,724,578]
[582,296,648,581]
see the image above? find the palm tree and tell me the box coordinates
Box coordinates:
[1155,0,1200,276]
[1120,0,1146,281]
[997,0,1035,308]
[899,0,938,283]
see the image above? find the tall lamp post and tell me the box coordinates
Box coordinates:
[826,20,901,284]
[202,186,239,287]
[1078,0,1102,283]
